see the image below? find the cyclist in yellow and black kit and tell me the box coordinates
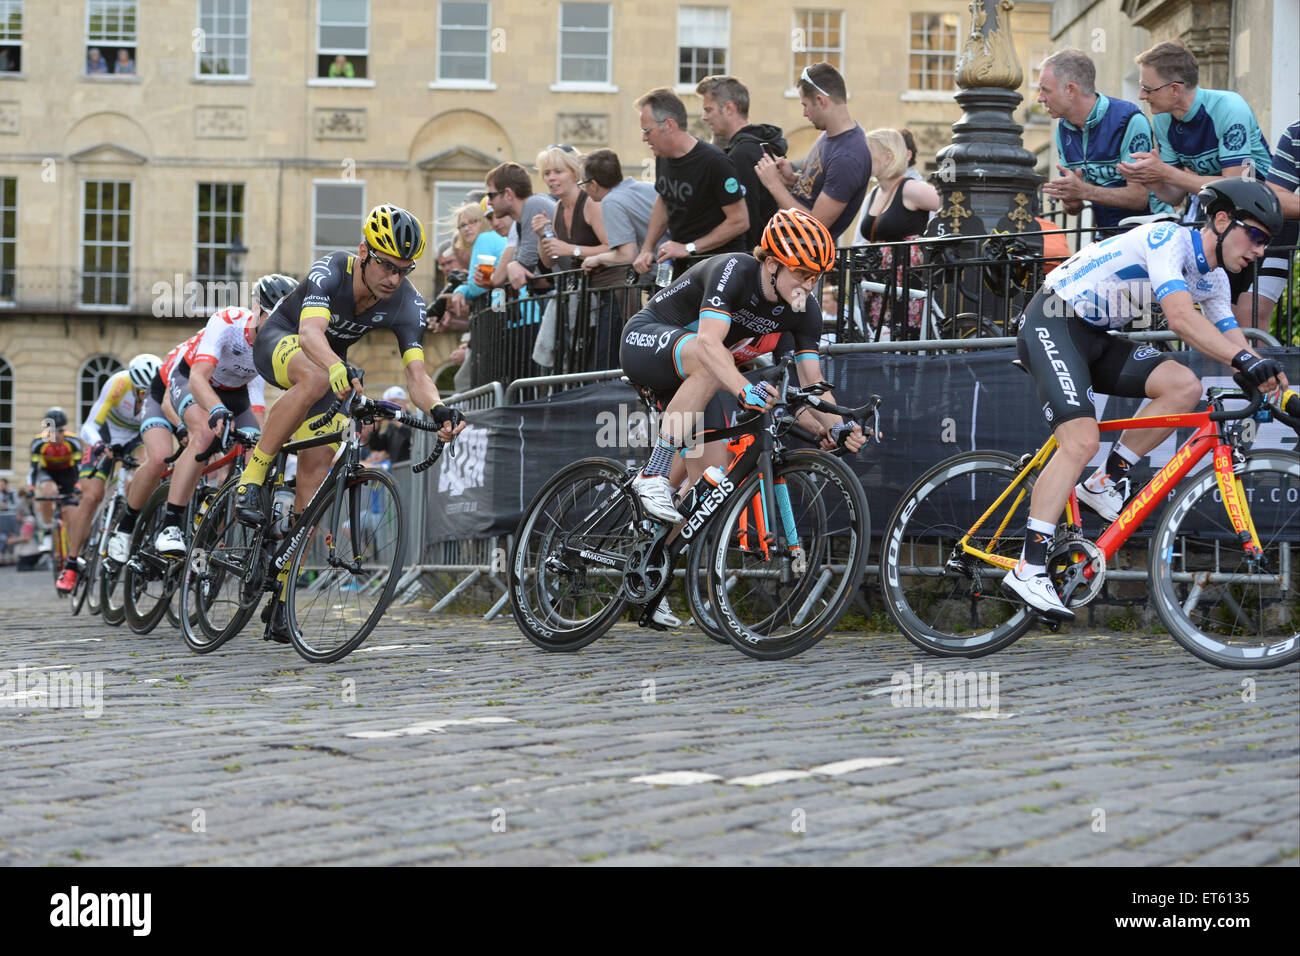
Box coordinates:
[28,408,83,534]
[233,204,466,640]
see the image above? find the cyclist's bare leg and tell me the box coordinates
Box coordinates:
[253,351,332,460]
[126,427,175,512]
[1028,416,1099,526]
[64,476,105,559]
[292,445,334,514]
[1102,360,1204,459]
[167,402,218,509]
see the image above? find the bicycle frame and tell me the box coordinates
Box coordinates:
[959,407,1260,575]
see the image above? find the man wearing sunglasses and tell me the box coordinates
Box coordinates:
[755,62,870,244]
[1005,178,1288,621]
[1117,41,1271,220]
[237,203,466,529]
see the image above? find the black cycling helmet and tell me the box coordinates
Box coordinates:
[254,273,297,311]
[1198,178,1284,237]
[362,204,426,261]
[44,407,68,429]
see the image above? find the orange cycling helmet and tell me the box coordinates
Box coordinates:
[761,208,836,274]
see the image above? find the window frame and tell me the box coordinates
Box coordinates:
[85,0,137,78]
[432,179,485,259]
[195,181,246,291]
[79,179,133,311]
[906,10,961,95]
[311,179,367,264]
[0,0,23,75]
[436,0,492,86]
[788,8,844,97]
[0,355,13,474]
[0,175,14,304]
[676,5,729,91]
[314,0,371,85]
[78,354,124,432]
[195,0,251,81]
[553,1,615,93]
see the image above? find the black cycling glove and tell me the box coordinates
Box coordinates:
[431,404,464,430]
[1231,350,1284,390]
[208,404,233,431]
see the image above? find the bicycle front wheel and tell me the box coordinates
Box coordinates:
[708,450,870,661]
[71,510,104,616]
[286,468,404,664]
[180,479,262,653]
[1150,452,1300,669]
[509,458,636,651]
[880,451,1035,657]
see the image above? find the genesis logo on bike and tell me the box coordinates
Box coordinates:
[678,474,736,540]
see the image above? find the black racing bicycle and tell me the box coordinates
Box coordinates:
[179,391,448,663]
[509,355,880,661]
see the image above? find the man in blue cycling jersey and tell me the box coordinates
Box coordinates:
[1006,178,1287,620]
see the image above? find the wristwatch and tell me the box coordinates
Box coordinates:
[573,246,582,258]
[685,241,697,255]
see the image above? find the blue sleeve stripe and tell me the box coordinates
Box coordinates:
[1155,279,1189,300]
[794,350,820,358]
[1115,265,1150,281]
[1214,316,1240,332]
[699,308,731,324]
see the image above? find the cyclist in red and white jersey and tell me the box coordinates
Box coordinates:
[106,276,292,562]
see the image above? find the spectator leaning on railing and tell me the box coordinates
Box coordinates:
[485,161,557,294]
[696,74,788,252]
[755,61,872,244]
[533,144,613,278]
[447,199,505,323]
[633,87,750,282]
[1037,48,1169,231]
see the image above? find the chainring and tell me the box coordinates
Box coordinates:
[1047,536,1106,608]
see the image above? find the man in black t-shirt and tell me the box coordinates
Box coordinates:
[633,87,749,282]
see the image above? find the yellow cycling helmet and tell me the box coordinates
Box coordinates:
[362,204,427,261]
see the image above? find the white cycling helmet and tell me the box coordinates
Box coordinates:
[128,353,162,390]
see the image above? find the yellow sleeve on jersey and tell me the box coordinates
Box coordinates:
[95,375,133,426]
[301,305,331,323]
[401,346,424,368]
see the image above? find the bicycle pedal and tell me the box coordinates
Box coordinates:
[1032,613,1062,632]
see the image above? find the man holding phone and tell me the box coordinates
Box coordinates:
[696,74,788,251]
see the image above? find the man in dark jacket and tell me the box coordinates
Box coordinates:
[696,74,786,250]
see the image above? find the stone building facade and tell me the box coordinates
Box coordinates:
[0,0,1053,475]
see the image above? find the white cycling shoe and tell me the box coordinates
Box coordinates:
[1075,478,1129,524]
[632,473,681,523]
[1001,565,1074,622]
[154,524,185,556]
[106,530,131,563]
[651,598,683,628]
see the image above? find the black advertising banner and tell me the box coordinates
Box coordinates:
[423,348,1300,547]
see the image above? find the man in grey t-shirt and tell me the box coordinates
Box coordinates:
[578,148,661,275]
[485,161,558,289]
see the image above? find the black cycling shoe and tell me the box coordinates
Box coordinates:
[235,481,266,526]
[261,598,293,644]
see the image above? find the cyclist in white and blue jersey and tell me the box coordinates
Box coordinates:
[1006,179,1287,620]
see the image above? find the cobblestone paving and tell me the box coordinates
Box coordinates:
[1,572,1296,866]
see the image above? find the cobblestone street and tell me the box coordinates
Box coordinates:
[1,571,1296,866]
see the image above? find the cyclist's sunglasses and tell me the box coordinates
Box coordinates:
[799,65,832,99]
[1234,220,1272,247]
[366,247,417,277]
[786,264,821,283]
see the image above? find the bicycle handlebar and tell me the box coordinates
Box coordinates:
[303,392,452,472]
[1207,376,1300,435]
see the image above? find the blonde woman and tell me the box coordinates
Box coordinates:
[449,199,507,317]
[531,144,616,285]
[855,128,940,335]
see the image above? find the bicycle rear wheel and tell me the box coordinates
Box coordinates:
[286,468,404,663]
[707,450,870,661]
[180,479,262,653]
[683,518,731,645]
[879,451,1035,657]
[125,485,177,634]
[1150,452,1299,669]
[509,458,637,651]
